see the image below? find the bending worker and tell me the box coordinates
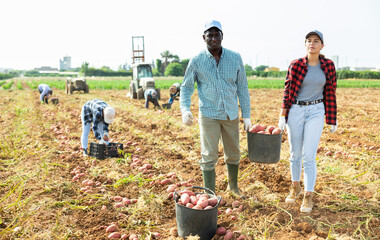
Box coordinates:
[168,82,181,104]
[144,89,161,109]
[180,20,251,197]
[38,84,53,104]
[80,99,115,157]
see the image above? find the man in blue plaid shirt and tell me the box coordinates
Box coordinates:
[180,20,252,197]
[81,99,115,156]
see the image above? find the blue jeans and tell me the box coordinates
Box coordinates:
[286,102,325,192]
[80,107,107,150]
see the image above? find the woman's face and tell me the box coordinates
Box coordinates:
[305,35,324,54]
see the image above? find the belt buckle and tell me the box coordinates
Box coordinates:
[306,101,309,105]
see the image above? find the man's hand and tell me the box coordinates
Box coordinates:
[182,111,193,126]
[278,116,286,132]
[103,135,109,142]
[243,118,252,131]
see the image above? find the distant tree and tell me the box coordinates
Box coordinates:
[255,65,268,71]
[80,62,90,76]
[156,59,162,76]
[180,59,190,75]
[164,62,183,76]
[152,68,161,77]
[172,55,180,63]
[244,64,253,72]
[160,50,178,74]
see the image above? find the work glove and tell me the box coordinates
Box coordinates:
[330,121,338,133]
[182,111,193,126]
[243,118,252,131]
[278,116,286,132]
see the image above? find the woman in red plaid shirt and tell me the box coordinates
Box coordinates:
[278,30,337,213]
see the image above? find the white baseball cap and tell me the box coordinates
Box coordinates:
[204,20,222,33]
[103,106,115,124]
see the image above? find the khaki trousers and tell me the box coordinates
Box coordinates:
[199,114,240,171]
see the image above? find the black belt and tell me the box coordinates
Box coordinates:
[294,99,323,106]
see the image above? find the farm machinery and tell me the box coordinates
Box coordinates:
[65,77,89,94]
[128,36,160,100]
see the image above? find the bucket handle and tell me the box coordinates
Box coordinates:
[174,186,222,207]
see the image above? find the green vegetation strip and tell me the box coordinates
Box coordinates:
[2,77,380,90]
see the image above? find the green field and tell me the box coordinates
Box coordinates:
[1,77,380,90]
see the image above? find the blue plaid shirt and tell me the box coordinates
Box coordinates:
[82,99,109,140]
[180,48,251,120]
[38,84,52,102]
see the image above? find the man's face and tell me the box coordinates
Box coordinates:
[203,28,223,51]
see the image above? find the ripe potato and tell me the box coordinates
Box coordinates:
[272,128,282,134]
[108,232,121,239]
[216,227,226,235]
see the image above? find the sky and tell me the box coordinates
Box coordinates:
[1,0,380,71]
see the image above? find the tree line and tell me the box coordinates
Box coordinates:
[2,52,380,80]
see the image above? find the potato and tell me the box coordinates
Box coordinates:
[180,190,195,196]
[122,198,131,205]
[232,200,240,208]
[198,199,209,208]
[160,178,171,185]
[225,208,232,215]
[112,196,123,202]
[204,206,213,210]
[108,232,121,238]
[249,124,260,133]
[106,224,118,233]
[193,205,203,210]
[272,128,282,134]
[216,226,226,235]
[167,185,177,193]
[266,126,276,134]
[129,234,138,239]
[208,198,218,207]
[186,203,194,208]
[180,193,190,205]
[190,196,198,205]
[224,231,234,240]
[114,202,124,208]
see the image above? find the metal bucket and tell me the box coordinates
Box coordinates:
[247,131,282,163]
[174,186,221,240]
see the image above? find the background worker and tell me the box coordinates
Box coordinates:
[278,30,337,213]
[144,88,161,109]
[168,82,181,104]
[38,84,53,104]
[180,20,251,197]
[81,99,115,157]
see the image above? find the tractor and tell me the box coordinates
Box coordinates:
[129,63,160,100]
[65,77,89,94]
[128,36,160,100]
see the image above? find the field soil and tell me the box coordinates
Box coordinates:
[0,88,379,240]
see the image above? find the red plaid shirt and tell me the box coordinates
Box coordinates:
[281,55,337,125]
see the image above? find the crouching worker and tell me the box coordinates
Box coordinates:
[168,82,181,104]
[80,99,115,157]
[144,89,161,109]
[38,84,53,104]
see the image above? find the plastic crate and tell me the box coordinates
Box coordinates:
[89,142,123,159]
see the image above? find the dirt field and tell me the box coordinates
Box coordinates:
[0,87,379,240]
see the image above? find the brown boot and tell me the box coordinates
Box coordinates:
[285,182,302,203]
[300,193,313,213]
